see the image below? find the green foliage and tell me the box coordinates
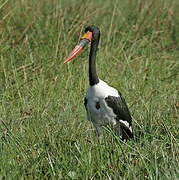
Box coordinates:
[0,0,178,179]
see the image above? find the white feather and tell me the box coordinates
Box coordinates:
[85,79,120,135]
[86,79,119,99]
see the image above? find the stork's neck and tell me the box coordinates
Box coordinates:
[89,39,99,86]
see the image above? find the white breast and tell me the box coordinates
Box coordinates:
[86,79,119,99]
[85,79,119,127]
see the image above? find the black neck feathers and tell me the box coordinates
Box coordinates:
[85,26,100,86]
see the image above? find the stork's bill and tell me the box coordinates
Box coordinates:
[64,31,92,63]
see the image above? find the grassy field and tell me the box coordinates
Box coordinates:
[0,0,178,179]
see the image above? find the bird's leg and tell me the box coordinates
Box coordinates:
[94,124,103,137]
[92,124,103,143]
[95,125,103,143]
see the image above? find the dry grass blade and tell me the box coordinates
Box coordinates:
[105,0,118,54]
[0,6,16,25]
[0,0,9,11]
[13,20,35,45]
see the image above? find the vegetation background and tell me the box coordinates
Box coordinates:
[0,0,178,179]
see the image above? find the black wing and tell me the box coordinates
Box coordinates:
[105,91,133,140]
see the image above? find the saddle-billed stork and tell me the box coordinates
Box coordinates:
[64,25,133,141]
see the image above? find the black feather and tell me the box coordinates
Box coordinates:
[105,91,133,140]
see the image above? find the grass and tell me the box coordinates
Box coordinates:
[0,0,178,179]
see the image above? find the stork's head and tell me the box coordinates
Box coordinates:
[64,25,100,63]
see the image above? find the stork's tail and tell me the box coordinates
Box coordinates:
[119,120,134,141]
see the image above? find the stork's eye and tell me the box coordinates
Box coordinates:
[95,102,100,109]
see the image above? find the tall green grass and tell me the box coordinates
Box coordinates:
[0,0,178,179]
